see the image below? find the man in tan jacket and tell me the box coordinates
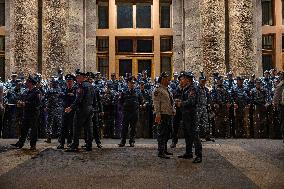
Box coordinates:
[272,72,284,142]
[152,72,176,159]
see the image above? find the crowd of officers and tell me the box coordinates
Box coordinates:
[0,68,283,161]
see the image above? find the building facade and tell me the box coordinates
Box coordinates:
[0,0,282,80]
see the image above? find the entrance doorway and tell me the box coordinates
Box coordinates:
[119,59,132,77]
[138,59,151,77]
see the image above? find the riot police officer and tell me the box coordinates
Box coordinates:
[65,72,95,152]
[176,71,202,163]
[11,75,41,150]
[118,76,143,147]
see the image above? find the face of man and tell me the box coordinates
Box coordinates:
[237,79,243,87]
[161,76,170,86]
[25,80,33,89]
[256,82,261,89]
[199,79,206,87]
[179,77,189,88]
[217,79,223,86]
[76,75,85,84]
[128,81,135,90]
[140,83,145,91]
[66,80,74,88]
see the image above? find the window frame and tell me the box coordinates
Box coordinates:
[97,1,109,29]
[116,37,154,55]
[160,1,172,28]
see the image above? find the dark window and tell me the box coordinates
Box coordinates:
[160,56,172,76]
[283,0,284,25]
[262,55,274,70]
[0,3,4,26]
[97,37,109,52]
[282,35,284,50]
[0,36,4,52]
[119,59,132,76]
[117,39,133,53]
[98,57,109,78]
[262,0,273,26]
[160,37,172,52]
[98,3,109,29]
[0,56,4,81]
[262,35,274,49]
[136,3,151,28]
[137,39,153,53]
[160,3,171,28]
[138,59,151,77]
[117,3,133,28]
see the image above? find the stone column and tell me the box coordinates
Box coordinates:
[229,0,256,77]
[42,0,68,78]
[184,0,203,74]
[67,0,84,74]
[253,0,263,76]
[200,0,226,79]
[172,0,184,73]
[85,0,96,72]
[7,0,38,79]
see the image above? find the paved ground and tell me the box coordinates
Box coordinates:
[0,139,283,189]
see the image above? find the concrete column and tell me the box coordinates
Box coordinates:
[42,0,68,78]
[86,0,96,72]
[229,0,256,77]
[172,0,183,73]
[7,0,38,78]
[153,0,160,76]
[109,0,116,77]
[200,0,226,79]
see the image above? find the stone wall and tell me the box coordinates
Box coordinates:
[6,0,38,79]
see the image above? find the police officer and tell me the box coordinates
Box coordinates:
[152,72,175,159]
[118,76,143,147]
[11,75,41,150]
[210,76,230,138]
[231,76,250,138]
[176,71,202,163]
[44,78,64,143]
[250,78,269,138]
[57,74,76,149]
[196,72,212,141]
[65,72,95,152]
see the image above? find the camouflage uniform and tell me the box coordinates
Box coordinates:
[45,85,64,140]
[196,85,211,138]
[210,83,230,138]
[231,82,250,138]
[250,82,269,138]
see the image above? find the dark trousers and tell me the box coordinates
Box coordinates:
[18,111,40,147]
[157,114,172,154]
[92,113,102,145]
[280,105,284,140]
[183,112,202,157]
[172,109,182,144]
[120,111,138,144]
[73,108,94,148]
[59,112,74,145]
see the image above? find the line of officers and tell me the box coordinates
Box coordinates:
[0,69,283,157]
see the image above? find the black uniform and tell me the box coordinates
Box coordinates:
[69,80,95,150]
[180,84,202,159]
[15,87,41,148]
[59,86,76,146]
[119,89,143,145]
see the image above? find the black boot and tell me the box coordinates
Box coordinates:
[178,154,193,159]
[158,153,170,159]
[193,156,202,163]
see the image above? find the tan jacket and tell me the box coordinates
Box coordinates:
[152,85,176,116]
[273,80,284,106]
